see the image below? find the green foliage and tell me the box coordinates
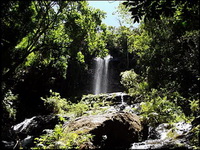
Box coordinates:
[41,90,92,117]
[41,90,70,114]
[34,92,115,149]
[139,89,187,126]
[60,127,94,149]
[131,28,152,57]
[2,0,109,100]
[68,101,89,118]
[1,1,199,148]
[120,0,199,98]
[114,2,133,25]
[2,90,19,120]
[33,124,93,149]
[189,99,200,116]
[128,81,149,98]
[188,125,200,150]
[78,94,113,115]
[81,94,112,108]
[33,124,63,149]
[76,51,85,63]
[33,91,115,149]
[120,70,149,97]
[120,70,188,126]
[123,0,199,24]
[120,70,138,89]
[41,91,112,118]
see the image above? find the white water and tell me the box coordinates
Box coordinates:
[12,116,36,132]
[94,57,104,94]
[120,93,125,104]
[93,55,112,94]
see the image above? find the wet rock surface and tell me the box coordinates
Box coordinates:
[131,122,193,149]
[12,114,67,136]
[82,92,134,105]
[130,139,191,149]
[2,114,69,149]
[66,112,142,149]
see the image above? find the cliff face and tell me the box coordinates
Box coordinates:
[83,57,127,95]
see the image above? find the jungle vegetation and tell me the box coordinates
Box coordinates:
[1,0,199,149]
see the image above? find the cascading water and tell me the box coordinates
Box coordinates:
[94,57,104,95]
[121,93,125,104]
[93,55,112,95]
[103,55,112,93]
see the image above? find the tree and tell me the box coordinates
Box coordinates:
[121,0,199,114]
[123,0,199,27]
[1,1,67,94]
[1,1,108,122]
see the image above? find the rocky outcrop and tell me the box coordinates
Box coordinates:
[65,112,142,149]
[12,115,69,136]
[1,115,69,149]
[131,122,193,149]
[82,92,135,105]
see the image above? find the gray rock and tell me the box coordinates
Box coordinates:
[1,141,15,149]
[21,135,34,148]
[12,114,67,136]
[65,112,142,149]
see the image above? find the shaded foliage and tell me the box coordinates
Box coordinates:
[1,1,108,124]
[123,0,199,25]
[122,0,199,99]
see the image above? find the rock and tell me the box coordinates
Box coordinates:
[130,139,192,149]
[21,135,34,149]
[82,92,134,105]
[107,92,131,104]
[12,114,67,137]
[149,122,192,140]
[1,141,15,149]
[65,112,142,149]
[11,114,69,149]
[132,122,193,149]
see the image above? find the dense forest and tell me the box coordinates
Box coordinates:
[1,0,199,149]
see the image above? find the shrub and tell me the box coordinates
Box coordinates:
[139,89,187,126]
[120,70,149,100]
[41,90,70,114]
[2,90,19,120]
[188,125,200,150]
[120,70,139,89]
[81,94,112,108]
[33,124,94,149]
[69,101,89,117]
[189,99,200,117]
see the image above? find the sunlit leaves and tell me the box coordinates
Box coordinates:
[132,30,152,57]
[76,51,85,63]
[140,89,187,126]
[120,70,139,89]
[15,36,29,49]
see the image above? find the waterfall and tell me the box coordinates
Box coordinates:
[121,93,125,104]
[94,57,104,95]
[103,55,112,93]
[93,55,112,94]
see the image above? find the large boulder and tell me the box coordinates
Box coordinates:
[7,114,69,149]
[65,112,142,149]
[12,115,68,137]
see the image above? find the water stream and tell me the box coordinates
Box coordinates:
[93,55,112,94]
